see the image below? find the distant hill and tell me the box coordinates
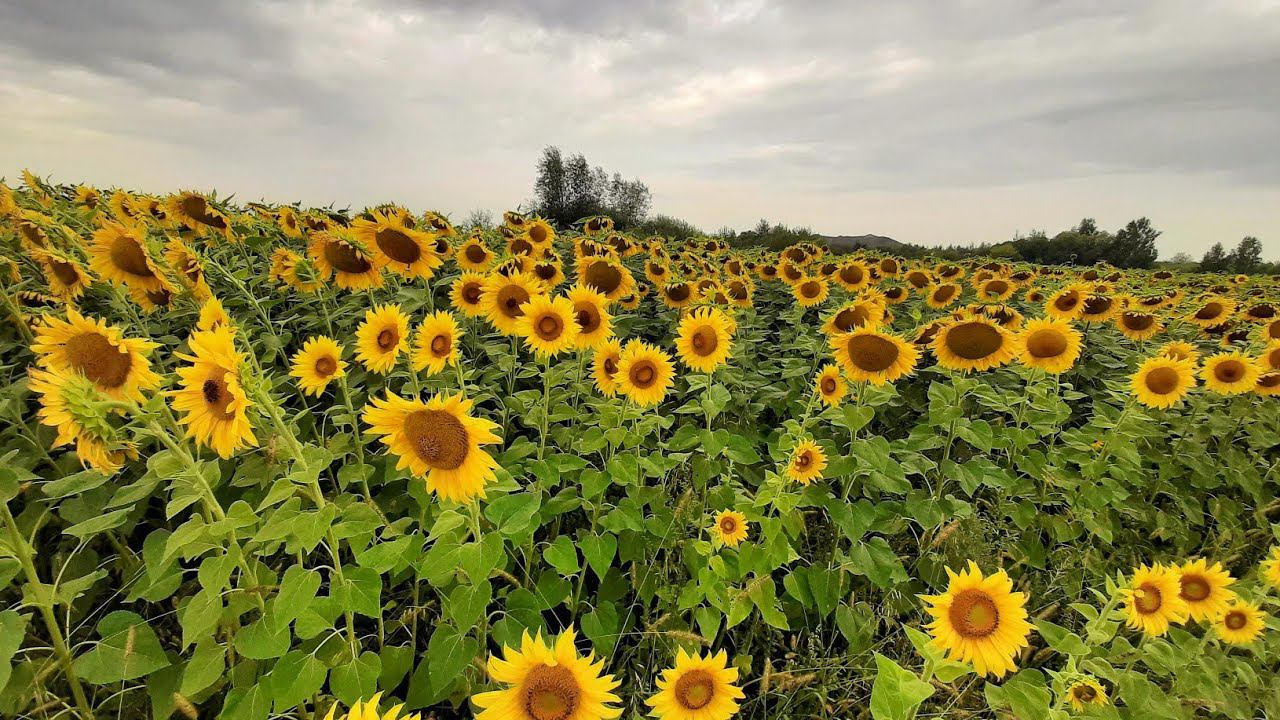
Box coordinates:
[820,234,906,252]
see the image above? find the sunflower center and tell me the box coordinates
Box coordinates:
[630,361,657,388]
[520,664,580,720]
[49,259,82,286]
[945,322,1003,360]
[984,280,1009,295]
[403,409,469,470]
[1082,296,1112,316]
[691,327,718,356]
[462,244,486,263]
[180,195,224,229]
[933,285,956,302]
[375,228,422,264]
[719,517,738,534]
[528,225,549,245]
[1133,583,1163,614]
[1144,366,1180,394]
[535,314,564,341]
[314,356,337,377]
[201,370,237,420]
[907,271,929,289]
[821,377,837,394]
[846,334,900,372]
[1026,329,1068,358]
[323,240,372,274]
[1053,292,1080,311]
[727,282,748,300]
[1223,610,1247,630]
[584,262,623,295]
[879,259,898,274]
[497,286,531,318]
[673,669,716,710]
[575,306,600,334]
[65,332,132,389]
[799,280,822,298]
[146,288,173,306]
[462,282,483,305]
[602,357,619,378]
[430,334,451,356]
[795,451,811,469]
[1259,373,1280,389]
[948,589,1000,637]
[1179,575,1210,602]
[1214,360,1245,383]
[376,328,399,351]
[834,307,870,332]
[511,238,534,256]
[667,284,690,302]
[535,264,558,281]
[1073,685,1097,702]
[1122,313,1155,331]
[1195,303,1224,320]
[109,234,154,277]
[839,265,864,285]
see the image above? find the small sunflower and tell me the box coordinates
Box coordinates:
[457,237,496,271]
[932,318,1016,372]
[660,281,697,309]
[197,297,232,332]
[32,309,161,401]
[1015,318,1082,374]
[482,272,544,335]
[578,257,634,302]
[1045,286,1086,320]
[1115,310,1163,341]
[710,510,749,548]
[926,282,961,309]
[517,295,580,357]
[308,232,384,290]
[352,210,442,280]
[1201,352,1260,395]
[616,341,675,407]
[290,336,346,397]
[592,340,624,397]
[1261,546,1280,591]
[976,278,1015,302]
[815,364,846,407]
[170,326,257,459]
[164,238,212,300]
[676,306,734,373]
[412,311,464,375]
[355,304,410,374]
[1064,677,1108,712]
[1158,340,1200,364]
[31,247,93,301]
[1176,559,1236,622]
[834,260,870,291]
[567,284,613,350]
[831,329,918,385]
[1187,296,1236,328]
[1122,564,1189,637]
[646,649,744,720]
[87,220,168,292]
[792,276,830,307]
[1212,600,1267,645]
[165,191,233,240]
[786,438,827,485]
[1130,356,1196,409]
[471,628,621,720]
[822,300,885,335]
[363,392,501,503]
[451,271,489,317]
[919,561,1032,678]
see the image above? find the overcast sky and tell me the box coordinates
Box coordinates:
[1,1,1278,258]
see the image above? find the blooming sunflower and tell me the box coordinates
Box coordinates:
[676,307,733,373]
[578,257,634,302]
[1177,559,1236,622]
[277,206,303,238]
[830,329,918,385]
[616,341,675,407]
[290,336,346,397]
[1201,352,1260,395]
[28,368,135,473]
[32,310,161,401]
[1255,372,1280,396]
[932,318,1016,372]
[1261,546,1280,591]
[1045,286,1087,320]
[786,438,827,485]
[815,364,846,407]
[457,237,496,271]
[164,238,212,300]
[976,278,1015,302]
[451,271,489,317]
[363,392,501,503]
[792,276,830,307]
[833,260,870,291]
[170,326,257,459]
[592,340,623,397]
[31,247,93,301]
[74,185,100,210]
[1115,310,1163,341]
[482,272,544,335]
[1015,318,1082,374]
[87,220,168,292]
[322,693,419,720]
[309,232,384,290]
[1158,340,1200,364]
[566,284,613,350]
[1212,600,1266,645]
[355,304,410,374]
[919,562,1031,678]
[1187,296,1236,328]
[412,311,463,375]
[165,191,233,240]
[710,510,749,548]
[197,297,232,332]
[516,295,579,357]
[1064,677,1108,712]
[352,210,442,280]
[822,300,885,336]
[472,628,620,720]
[1122,564,1189,637]
[926,282,961,309]
[646,649,744,720]
[1130,356,1196,409]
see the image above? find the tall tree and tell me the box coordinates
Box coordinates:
[532,147,567,222]
[1076,218,1099,235]
[531,147,651,229]
[1110,217,1160,268]
[1230,236,1264,273]
[1200,242,1228,272]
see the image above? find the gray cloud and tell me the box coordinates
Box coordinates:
[1,0,1278,256]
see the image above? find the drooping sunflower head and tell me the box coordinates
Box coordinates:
[1130,355,1196,409]
[676,306,733,373]
[170,326,257,459]
[352,210,443,280]
[1015,318,1082,374]
[75,185,101,210]
[166,190,233,240]
[1188,296,1236,328]
[1064,677,1108,712]
[451,271,489,317]
[355,303,411,374]
[1212,600,1267,645]
[290,336,346,397]
[516,294,580,358]
[482,272,545,335]
[831,329,918,385]
[616,340,675,407]
[592,340,624,397]
[31,247,93,301]
[1122,564,1189,637]
[87,220,168,292]
[786,438,827,485]
[1201,352,1260,395]
[566,284,613,350]
[412,311,464,375]
[792,276,830,307]
[308,231,384,290]
[815,364,846,407]
[472,627,620,720]
[1176,558,1236,623]
[164,238,212,299]
[28,368,136,474]
[710,510,750,548]
[32,309,161,401]
[932,317,1016,372]
[919,561,1032,678]
[646,648,744,720]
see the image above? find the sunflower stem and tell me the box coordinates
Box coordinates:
[0,289,35,345]
[537,356,552,461]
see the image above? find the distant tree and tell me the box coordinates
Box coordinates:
[462,209,493,230]
[1229,236,1264,273]
[633,214,703,240]
[605,173,651,229]
[1200,242,1229,272]
[533,147,567,222]
[1167,252,1194,264]
[531,147,651,229]
[1076,218,1099,235]
[1110,217,1160,268]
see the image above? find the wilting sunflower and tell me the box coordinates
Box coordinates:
[166,191,233,240]
[482,272,544,335]
[676,307,734,373]
[792,276,830,307]
[355,304,410,374]
[567,284,613,349]
[352,210,442,280]
[31,247,93,301]
[412,312,463,375]
[1158,340,1200,364]
[322,693,419,720]
[308,232,384,290]
[786,438,827,485]
[1187,296,1236,328]
[1130,356,1196,409]
[1261,546,1280,591]
[710,510,749,548]
[592,340,623,397]
[1014,318,1082,374]
[919,562,1031,678]
[1212,600,1267,645]
[33,310,161,401]
[815,364,846,407]
[1201,352,1260,395]
[87,220,168,292]
[450,271,488,317]
[363,392,501,503]
[646,649,744,720]
[831,329,917,385]
[1122,564,1189,637]
[578,257,634,302]
[932,318,1016,372]
[517,295,580,357]
[616,341,675,407]
[1177,559,1236,622]
[170,326,257,459]
[28,368,135,473]
[472,628,620,720]
[1064,678,1108,712]
[290,336,346,397]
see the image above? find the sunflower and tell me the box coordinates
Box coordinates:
[659,282,697,309]
[976,278,1015,302]
[166,191,233,240]
[411,312,463,376]
[1187,296,1236,328]
[482,272,544,335]
[1255,372,1280,396]
[170,326,257,459]
[567,284,613,349]
[1044,286,1086,320]
[75,185,100,210]
[517,295,580,357]
[1122,564,1189,637]
[646,649,744,720]
[363,392,501,503]
[28,368,135,473]
[1128,356,1195,408]
[87,220,168,292]
[457,237,496,271]
[616,341,675,407]
[352,210,442,280]
[1260,319,1280,343]
[277,206,303,238]
[1064,678,1108,712]
[675,307,733,373]
[578,257,634,302]
[472,627,620,720]
[926,282,961,309]
[355,304,410,374]
[1112,310,1162,341]
[451,271,488,318]
[792,276,829,307]
[592,340,624,397]
[710,510,749,548]
[919,562,1031,678]
[1077,294,1118,323]
[32,310,161,401]
[1015,318,1082,374]
[129,280,179,314]
[1158,340,1200,364]
[1212,600,1267,645]
[194,297,231,332]
[1201,352,1260,395]
[1261,546,1280,591]
[815,364,846,407]
[932,318,1016,372]
[822,300,885,335]
[830,329,917,385]
[1176,559,1236,622]
[524,218,556,249]
[322,693,419,720]
[164,238,212,300]
[308,232,384,290]
[786,438,826,485]
[290,336,346,397]
[31,247,93,301]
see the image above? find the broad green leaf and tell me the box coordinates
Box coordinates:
[870,653,934,720]
[75,611,170,684]
[268,650,328,713]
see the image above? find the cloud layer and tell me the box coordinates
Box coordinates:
[2,0,1278,257]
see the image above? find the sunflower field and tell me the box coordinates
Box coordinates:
[2,174,1280,720]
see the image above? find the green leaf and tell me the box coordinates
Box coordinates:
[458,533,505,585]
[63,508,130,539]
[74,611,170,684]
[180,637,225,697]
[446,580,491,629]
[43,470,109,498]
[543,536,580,575]
[179,588,222,649]
[0,610,30,691]
[847,537,909,589]
[235,617,291,660]
[221,684,271,720]
[1033,619,1090,656]
[330,651,381,706]
[426,624,477,696]
[333,566,382,618]
[268,650,328,713]
[578,533,617,580]
[870,653,934,720]
[271,565,321,632]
